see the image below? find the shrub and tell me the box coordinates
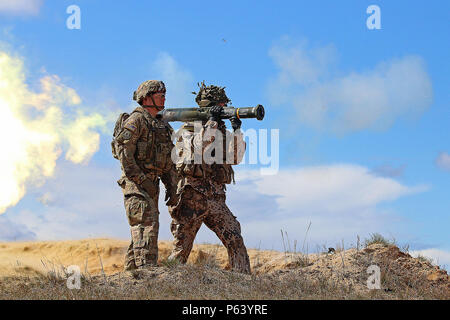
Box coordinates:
[364,233,396,247]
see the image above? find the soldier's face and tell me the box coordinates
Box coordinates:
[153,92,166,107]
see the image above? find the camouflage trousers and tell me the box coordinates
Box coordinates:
[168,186,251,274]
[118,175,160,271]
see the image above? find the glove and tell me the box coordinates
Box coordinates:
[209,105,223,122]
[141,178,158,196]
[164,189,179,206]
[230,116,242,131]
[165,194,179,207]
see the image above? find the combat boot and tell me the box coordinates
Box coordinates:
[124,262,137,272]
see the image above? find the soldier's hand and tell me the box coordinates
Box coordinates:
[164,187,179,206]
[166,195,179,207]
[141,178,158,196]
[165,191,179,206]
[209,105,223,122]
[230,116,242,131]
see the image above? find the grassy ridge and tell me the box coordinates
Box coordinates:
[0,236,448,300]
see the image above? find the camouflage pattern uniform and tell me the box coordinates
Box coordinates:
[115,80,178,270]
[168,83,251,274]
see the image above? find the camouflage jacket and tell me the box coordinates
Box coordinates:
[115,106,178,198]
[173,119,246,197]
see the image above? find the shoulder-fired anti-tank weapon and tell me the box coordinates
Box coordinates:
[156,105,265,123]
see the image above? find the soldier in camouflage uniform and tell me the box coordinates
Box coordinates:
[168,82,251,274]
[114,80,178,271]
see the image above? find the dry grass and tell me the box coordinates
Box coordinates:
[0,237,448,300]
[0,260,447,300]
[364,233,397,247]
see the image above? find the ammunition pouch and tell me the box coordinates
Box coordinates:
[211,164,234,184]
[155,142,172,171]
[179,163,204,178]
[136,141,147,161]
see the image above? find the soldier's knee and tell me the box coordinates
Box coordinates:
[146,219,159,233]
[229,214,242,231]
[225,234,248,256]
[125,196,158,226]
[170,221,186,238]
[227,228,245,242]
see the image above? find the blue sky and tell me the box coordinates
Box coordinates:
[0,1,449,267]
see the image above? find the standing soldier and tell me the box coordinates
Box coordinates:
[168,82,251,274]
[113,80,178,271]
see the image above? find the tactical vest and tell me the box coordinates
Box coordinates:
[134,107,174,175]
[177,121,234,185]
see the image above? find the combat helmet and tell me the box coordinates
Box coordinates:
[133,80,166,105]
[193,81,231,107]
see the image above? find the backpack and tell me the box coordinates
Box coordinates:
[111,112,132,160]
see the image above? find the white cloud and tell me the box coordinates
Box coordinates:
[268,38,433,134]
[151,52,195,107]
[1,162,429,253]
[436,152,450,171]
[0,0,43,16]
[3,161,175,242]
[237,165,427,214]
[223,165,429,249]
[371,164,405,178]
[0,215,36,241]
[268,39,336,89]
[410,248,450,269]
[5,162,129,240]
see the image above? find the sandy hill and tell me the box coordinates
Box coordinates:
[0,238,283,276]
[0,238,448,299]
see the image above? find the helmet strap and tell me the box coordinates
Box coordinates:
[149,94,157,107]
[142,93,164,111]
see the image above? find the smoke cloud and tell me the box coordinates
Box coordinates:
[0,51,111,214]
